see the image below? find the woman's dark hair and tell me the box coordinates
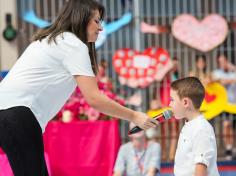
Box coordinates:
[32,0,105,75]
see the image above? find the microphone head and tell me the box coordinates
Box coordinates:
[163,110,173,120]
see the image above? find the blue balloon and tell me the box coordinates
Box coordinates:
[95,12,132,49]
[23,10,50,28]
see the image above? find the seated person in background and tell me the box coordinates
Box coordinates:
[212,53,236,160]
[189,55,211,86]
[113,123,161,176]
[212,53,236,102]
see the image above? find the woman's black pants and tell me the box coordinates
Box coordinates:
[0,106,49,176]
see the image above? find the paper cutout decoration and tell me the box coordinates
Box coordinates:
[21,0,132,49]
[172,14,228,52]
[200,82,236,120]
[23,10,51,28]
[113,47,173,88]
[140,21,169,34]
[95,12,132,49]
[141,18,236,35]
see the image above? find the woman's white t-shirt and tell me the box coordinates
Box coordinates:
[0,32,95,132]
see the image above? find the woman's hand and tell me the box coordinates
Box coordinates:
[131,111,158,130]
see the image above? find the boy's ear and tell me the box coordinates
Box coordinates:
[182,97,190,107]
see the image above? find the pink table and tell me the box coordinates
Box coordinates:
[0,149,51,176]
[0,152,13,176]
[43,120,121,176]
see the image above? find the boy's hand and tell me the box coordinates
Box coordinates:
[132,111,158,130]
[194,163,207,176]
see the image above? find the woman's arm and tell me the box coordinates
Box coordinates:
[75,75,158,129]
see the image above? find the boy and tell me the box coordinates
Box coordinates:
[169,77,219,176]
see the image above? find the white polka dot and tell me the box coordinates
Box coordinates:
[120,67,127,75]
[138,69,144,76]
[118,51,125,57]
[115,59,122,67]
[147,69,154,75]
[159,54,167,62]
[151,59,157,66]
[129,68,136,76]
[125,60,132,67]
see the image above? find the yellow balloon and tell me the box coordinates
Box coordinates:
[200,82,236,120]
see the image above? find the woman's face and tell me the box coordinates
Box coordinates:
[87,10,103,42]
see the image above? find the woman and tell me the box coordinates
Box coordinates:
[0,0,157,175]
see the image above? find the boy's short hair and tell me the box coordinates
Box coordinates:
[171,77,205,109]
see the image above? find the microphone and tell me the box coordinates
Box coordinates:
[128,110,173,135]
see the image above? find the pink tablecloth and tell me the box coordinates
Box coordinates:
[0,150,51,176]
[0,153,13,176]
[43,120,121,176]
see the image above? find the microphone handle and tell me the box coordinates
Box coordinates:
[128,126,143,135]
[128,114,164,135]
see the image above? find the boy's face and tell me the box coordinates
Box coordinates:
[169,89,186,119]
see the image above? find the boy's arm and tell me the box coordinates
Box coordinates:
[194,163,207,176]
[147,168,157,176]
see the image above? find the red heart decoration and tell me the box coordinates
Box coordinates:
[204,91,216,103]
[113,47,172,88]
[172,14,228,52]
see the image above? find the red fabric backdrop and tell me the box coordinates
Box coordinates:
[43,120,121,176]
